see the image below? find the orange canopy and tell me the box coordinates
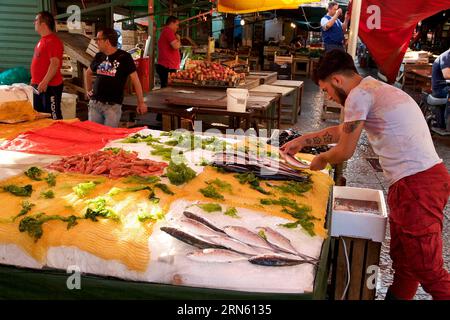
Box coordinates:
[217,0,320,14]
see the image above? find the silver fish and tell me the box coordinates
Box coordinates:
[248,254,308,267]
[186,249,247,263]
[160,227,225,250]
[183,211,224,233]
[223,226,275,252]
[178,217,223,238]
[256,227,299,255]
[256,227,319,263]
[208,236,261,256]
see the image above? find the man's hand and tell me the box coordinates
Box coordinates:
[137,101,148,115]
[280,137,304,156]
[176,33,181,41]
[37,80,49,93]
[86,89,93,100]
[309,154,328,171]
[345,11,350,21]
[336,8,343,18]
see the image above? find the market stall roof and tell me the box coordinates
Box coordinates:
[217,0,321,14]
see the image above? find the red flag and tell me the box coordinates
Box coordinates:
[357,0,450,83]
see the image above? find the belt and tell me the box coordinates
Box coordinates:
[92,99,119,106]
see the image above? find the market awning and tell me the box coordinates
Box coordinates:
[217,0,320,14]
[357,0,450,83]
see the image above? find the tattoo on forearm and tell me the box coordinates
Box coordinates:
[322,132,333,144]
[343,121,362,134]
[305,138,313,146]
[313,137,322,145]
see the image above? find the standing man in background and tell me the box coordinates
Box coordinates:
[85,28,147,127]
[321,1,350,52]
[31,11,64,119]
[156,16,181,88]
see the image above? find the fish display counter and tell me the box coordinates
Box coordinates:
[0,127,334,299]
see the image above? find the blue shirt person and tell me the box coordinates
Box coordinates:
[432,48,450,98]
[321,1,349,52]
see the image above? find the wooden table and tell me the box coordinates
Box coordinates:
[271,80,304,120]
[122,86,281,132]
[410,68,432,92]
[250,84,296,125]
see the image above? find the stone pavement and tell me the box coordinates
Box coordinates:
[284,76,450,300]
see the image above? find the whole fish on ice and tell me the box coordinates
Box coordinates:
[187,249,247,263]
[223,226,275,252]
[208,235,261,256]
[160,226,225,250]
[183,210,224,233]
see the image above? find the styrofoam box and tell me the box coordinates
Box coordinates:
[331,186,388,243]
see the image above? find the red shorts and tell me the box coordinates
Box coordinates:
[387,162,450,300]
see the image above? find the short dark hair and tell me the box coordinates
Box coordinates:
[37,11,55,31]
[98,27,119,47]
[165,16,179,26]
[313,49,358,84]
[328,1,338,10]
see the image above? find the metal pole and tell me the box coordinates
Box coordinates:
[55,0,130,20]
[149,0,155,90]
[347,0,362,60]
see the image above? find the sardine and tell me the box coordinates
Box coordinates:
[178,217,223,238]
[223,226,275,252]
[256,227,319,262]
[248,254,308,267]
[160,226,225,250]
[182,211,225,233]
[208,235,261,256]
[256,226,299,255]
[186,249,247,263]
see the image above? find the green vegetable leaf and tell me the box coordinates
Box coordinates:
[199,185,224,200]
[166,161,197,186]
[258,230,267,240]
[123,175,160,184]
[12,201,35,222]
[18,213,82,242]
[45,173,57,187]
[224,207,239,218]
[24,167,43,181]
[73,181,97,198]
[197,203,222,213]
[3,184,33,197]
[85,198,120,222]
[154,183,174,195]
[40,190,55,199]
[104,147,129,154]
[206,178,232,192]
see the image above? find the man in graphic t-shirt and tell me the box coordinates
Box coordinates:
[282,50,450,300]
[31,11,64,119]
[320,1,349,52]
[85,28,147,127]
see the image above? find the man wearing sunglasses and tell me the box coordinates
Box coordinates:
[85,28,147,127]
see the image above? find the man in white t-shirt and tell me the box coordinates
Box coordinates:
[281,50,450,300]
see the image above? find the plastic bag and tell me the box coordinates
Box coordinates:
[0,67,31,85]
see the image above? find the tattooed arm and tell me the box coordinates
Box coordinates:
[280,125,341,156]
[309,120,365,170]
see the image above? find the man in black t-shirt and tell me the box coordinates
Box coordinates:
[85,28,147,127]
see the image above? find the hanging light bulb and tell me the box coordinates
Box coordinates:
[290,22,297,28]
[240,19,245,26]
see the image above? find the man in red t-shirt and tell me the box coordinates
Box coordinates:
[156,16,181,88]
[31,11,64,119]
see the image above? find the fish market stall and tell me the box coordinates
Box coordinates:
[0,122,334,299]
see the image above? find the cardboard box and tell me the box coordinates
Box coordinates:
[331,186,388,243]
